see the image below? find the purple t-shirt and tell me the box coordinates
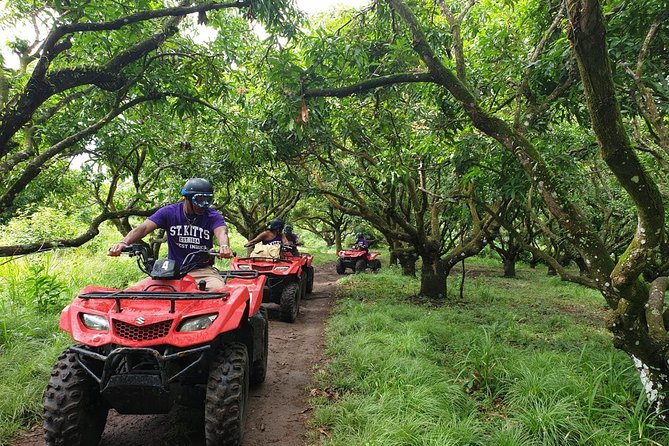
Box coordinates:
[286,233,299,244]
[263,231,283,245]
[148,202,226,267]
[355,237,369,250]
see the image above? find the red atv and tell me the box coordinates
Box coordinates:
[230,245,314,323]
[336,246,381,274]
[43,245,268,446]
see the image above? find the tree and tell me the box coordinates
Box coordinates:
[216,171,301,240]
[299,0,669,411]
[0,0,300,255]
[289,199,353,251]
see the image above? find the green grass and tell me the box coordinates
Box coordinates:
[0,226,146,445]
[309,261,669,446]
[4,239,665,446]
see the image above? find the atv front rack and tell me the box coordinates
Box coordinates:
[78,291,229,313]
[218,270,260,279]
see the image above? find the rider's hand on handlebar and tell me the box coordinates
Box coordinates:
[219,245,233,259]
[108,241,129,257]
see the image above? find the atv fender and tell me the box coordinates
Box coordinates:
[225,275,267,316]
[367,252,381,261]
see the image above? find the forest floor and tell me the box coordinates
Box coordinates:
[12,263,340,446]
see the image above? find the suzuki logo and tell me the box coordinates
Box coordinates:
[136,317,145,325]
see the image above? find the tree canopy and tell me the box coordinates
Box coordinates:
[3,0,669,412]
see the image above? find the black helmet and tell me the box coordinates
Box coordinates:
[356,232,364,238]
[284,224,293,234]
[181,178,213,195]
[267,218,285,231]
[181,178,214,208]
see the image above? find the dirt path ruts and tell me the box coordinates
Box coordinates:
[12,263,340,446]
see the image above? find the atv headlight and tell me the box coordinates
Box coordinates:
[80,313,109,331]
[274,266,290,272]
[178,314,218,332]
[238,264,252,270]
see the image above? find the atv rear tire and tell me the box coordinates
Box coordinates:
[43,349,108,446]
[250,310,268,386]
[280,281,300,322]
[305,266,315,294]
[336,258,346,275]
[355,259,367,273]
[205,343,249,446]
[370,259,381,273]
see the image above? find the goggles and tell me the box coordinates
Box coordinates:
[190,193,214,208]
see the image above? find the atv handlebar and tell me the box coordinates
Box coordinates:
[120,244,154,276]
[120,244,237,278]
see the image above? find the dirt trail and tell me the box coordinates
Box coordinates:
[12,263,340,446]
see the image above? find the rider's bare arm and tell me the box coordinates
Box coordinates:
[108,220,158,256]
[244,230,270,247]
[214,225,233,258]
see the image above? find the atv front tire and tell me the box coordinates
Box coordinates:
[305,266,315,294]
[205,343,250,446]
[43,349,108,446]
[370,259,381,273]
[280,281,300,322]
[335,258,346,275]
[355,259,367,273]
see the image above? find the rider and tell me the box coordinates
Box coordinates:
[108,178,233,289]
[353,232,369,252]
[244,218,290,248]
[283,224,302,255]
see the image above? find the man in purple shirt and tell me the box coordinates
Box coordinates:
[108,178,233,289]
[354,232,369,252]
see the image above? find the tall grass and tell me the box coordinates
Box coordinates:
[0,224,148,445]
[310,262,669,445]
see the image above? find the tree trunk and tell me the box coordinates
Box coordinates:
[503,254,516,278]
[632,356,669,416]
[419,255,446,298]
[574,256,589,275]
[334,228,343,253]
[111,217,133,236]
[398,252,417,276]
[392,245,418,276]
[529,253,541,269]
[502,243,520,277]
[566,0,669,412]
